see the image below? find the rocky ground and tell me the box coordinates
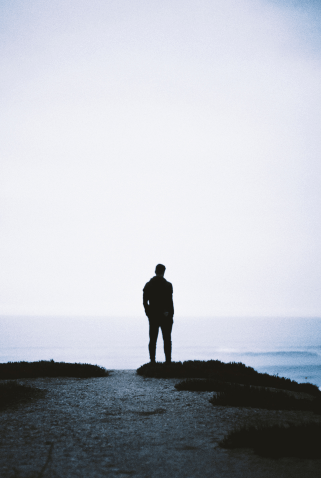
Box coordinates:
[0,370,320,477]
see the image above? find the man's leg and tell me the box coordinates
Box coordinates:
[149,319,159,363]
[161,319,173,363]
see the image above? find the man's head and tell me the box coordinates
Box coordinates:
[155,264,166,276]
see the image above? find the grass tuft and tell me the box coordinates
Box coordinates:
[219,422,321,458]
[0,360,109,379]
[209,382,321,412]
[137,360,320,396]
[175,378,228,392]
[0,381,47,410]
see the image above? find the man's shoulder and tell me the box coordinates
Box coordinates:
[143,276,172,291]
[161,277,173,292]
[143,277,154,291]
[166,279,173,291]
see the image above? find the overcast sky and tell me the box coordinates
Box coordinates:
[1,0,321,317]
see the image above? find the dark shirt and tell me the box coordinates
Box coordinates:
[143,276,174,321]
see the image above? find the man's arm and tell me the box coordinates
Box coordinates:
[168,284,174,318]
[143,286,150,318]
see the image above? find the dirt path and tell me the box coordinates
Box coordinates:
[0,370,320,477]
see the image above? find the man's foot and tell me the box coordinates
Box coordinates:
[150,359,156,364]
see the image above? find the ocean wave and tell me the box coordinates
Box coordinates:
[244,351,320,357]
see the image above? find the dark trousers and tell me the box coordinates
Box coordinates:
[148,318,173,363]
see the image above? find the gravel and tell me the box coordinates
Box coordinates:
[0,370,320,477]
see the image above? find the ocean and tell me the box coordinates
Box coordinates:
[0,316,320,388]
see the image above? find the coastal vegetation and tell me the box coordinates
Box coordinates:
[137,360,320,396]
[0,381,47,410]
[209,382,321,413]
[219,422,321,458]
[175,379,321,412]
[0,360,109,379]
[175,378,227,392]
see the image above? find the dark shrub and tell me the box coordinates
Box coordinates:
[0,381,46,410]
[209,383,321,412]
[137,360,320,396]
[175,379,228,392]
[219,422,321,458]
[0,360,109,379]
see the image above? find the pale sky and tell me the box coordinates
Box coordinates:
[1,0,321,317]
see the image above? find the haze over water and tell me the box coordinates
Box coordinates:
[1,316,320,388]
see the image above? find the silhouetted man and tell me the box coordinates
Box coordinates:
[143,264,174,363]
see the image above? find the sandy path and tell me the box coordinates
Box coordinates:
[0,370,320,477]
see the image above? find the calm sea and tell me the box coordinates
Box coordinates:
[0,316,320,388]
